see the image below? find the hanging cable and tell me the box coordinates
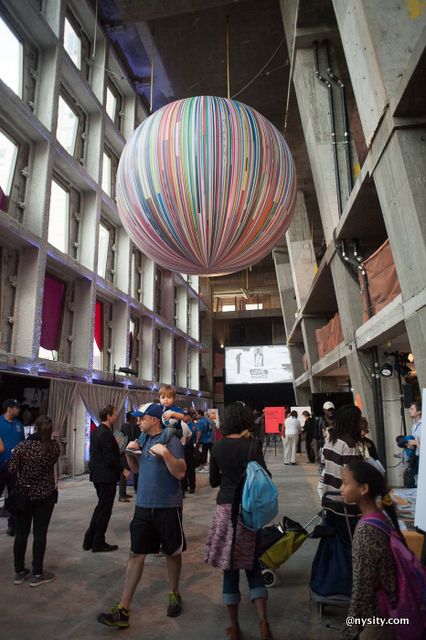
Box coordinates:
[226,15,231,99]
[231,38,285,100]
[150,30,155,113]
[284,0,300,134]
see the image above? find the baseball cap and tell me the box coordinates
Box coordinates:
[2,398,21,412]
[323,401,335,410]
[131,402,163,420]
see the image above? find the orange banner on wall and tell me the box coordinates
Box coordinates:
[265,406,285,434]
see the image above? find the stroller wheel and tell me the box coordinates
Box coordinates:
[261,568,276,588]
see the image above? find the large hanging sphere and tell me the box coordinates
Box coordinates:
[117,96,297,276]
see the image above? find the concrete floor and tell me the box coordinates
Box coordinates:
[1,446,346,639]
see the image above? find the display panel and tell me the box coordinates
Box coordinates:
[225,345,293,384]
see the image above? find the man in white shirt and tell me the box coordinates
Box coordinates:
[283,410,302,465]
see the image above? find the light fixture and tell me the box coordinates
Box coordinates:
[220,343,224,348]
[408,353,414,363]
[113,365,138,382]
[380,362,393,378]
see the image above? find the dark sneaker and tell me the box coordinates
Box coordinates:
[14,568,31,585]
[118,497,131,502]
[82,540,92,551]
[30,571,55,587]
[167,591,182,617]
[97,604,130,628]
[92,543,118,553]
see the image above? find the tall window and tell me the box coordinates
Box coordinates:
[57,95,79,155]
[155,267,162,314]
[155,328,162,382]
[0,17,23,98]
[93,300,103,370]
[63,16,81,69]
[131,248,143,302]
[48,180,69,253]
[129,316,140,373]
[97,219,116,282]
[97,223,110,278]
[38,274,66,361]
[0,129,19,211]
[105,81,122,129]
[102,152,112,196]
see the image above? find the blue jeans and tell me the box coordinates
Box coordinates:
[222,556,268,605]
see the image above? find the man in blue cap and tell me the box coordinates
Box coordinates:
[97,403,186,629]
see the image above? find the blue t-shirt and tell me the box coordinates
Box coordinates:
[197,416,215,445]
[0,416,25,467]
[136,433,184,508]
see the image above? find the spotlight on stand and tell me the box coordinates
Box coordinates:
[380,362,393,378]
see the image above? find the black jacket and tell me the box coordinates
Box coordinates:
[89,423,123,483]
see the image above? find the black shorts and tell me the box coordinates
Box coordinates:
[130,506,186,556]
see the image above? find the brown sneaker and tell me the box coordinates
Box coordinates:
[259,620,273,640]
[226,624,242,640]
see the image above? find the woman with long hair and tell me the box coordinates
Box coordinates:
[8,415,59,587]
[321,404,364,498]
[205,403,273,640]
[340,460,405,639]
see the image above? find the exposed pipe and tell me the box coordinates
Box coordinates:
[313,41,343,216]
[324,40,353,194]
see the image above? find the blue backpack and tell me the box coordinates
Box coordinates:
[241,461,278,531]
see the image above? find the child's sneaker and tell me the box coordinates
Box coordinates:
[97,604,130,628]
[29,571,55,587]
[13,568,31,585]
[167,591,182,617]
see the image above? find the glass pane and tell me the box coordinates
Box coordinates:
[222,304,235,312]
[38,347,58,361]
[0,129,19,197]
[97,223,110,277]
[102,152,111,196]
[64,17,82,69]
[48,180,69,253]
[93,339,102,369]
[57,96,79,155]
[106,86,117,121]
[0,18,23,98]
[246,303,263,310]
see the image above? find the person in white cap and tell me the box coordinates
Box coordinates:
[311,401,336,464]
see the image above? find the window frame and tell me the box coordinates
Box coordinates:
[105,79,123,130]
[0,12,38,109]
[0,127,19,208]
[64,9,91,79]
[98,217,117,282]
[48,174,81,257]
[57,86,87,163]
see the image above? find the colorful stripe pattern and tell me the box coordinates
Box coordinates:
[117,96,297,276]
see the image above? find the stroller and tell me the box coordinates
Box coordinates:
[258,515,314,587]
[309,492,360,629]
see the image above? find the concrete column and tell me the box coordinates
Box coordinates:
[73,278,95,369]
[112,300,129,370]
[12,246,46,358]
[286,191,317,308]
[373,129,426,385]
[141,316,154,380]
[333,0,426,144]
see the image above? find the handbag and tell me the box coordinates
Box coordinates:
[6,484,30,514]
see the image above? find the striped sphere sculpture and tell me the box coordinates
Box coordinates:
[117,96,297,276]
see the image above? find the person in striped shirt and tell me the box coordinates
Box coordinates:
[321,405,363,498]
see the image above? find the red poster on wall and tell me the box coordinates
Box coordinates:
[264,406,285,434]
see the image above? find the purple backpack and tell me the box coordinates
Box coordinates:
[362,512,426,640]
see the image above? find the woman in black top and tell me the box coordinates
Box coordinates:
[205,403,273,640]
[8,415,59,587]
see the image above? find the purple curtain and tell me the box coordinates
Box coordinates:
[40,274,65,350]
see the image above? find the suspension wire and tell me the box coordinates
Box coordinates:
[226,15,231,99]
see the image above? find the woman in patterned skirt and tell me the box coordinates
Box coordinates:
[205,402,273,640]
